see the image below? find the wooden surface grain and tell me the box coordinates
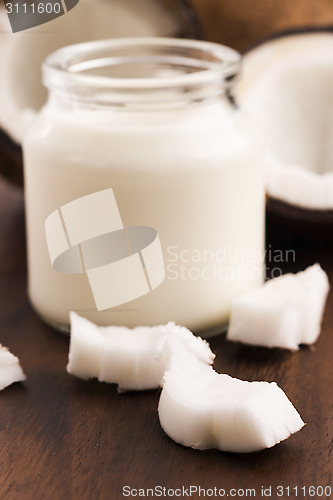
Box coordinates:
[0,178,332,500]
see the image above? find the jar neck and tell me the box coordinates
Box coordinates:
[43,38,241,111]
[46,85,237,113]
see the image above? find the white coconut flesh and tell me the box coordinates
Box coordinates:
[158,355,304,453]
[0,0,179,144]
[227,264,329,350]
[67,312,215,391]
[0,344,26,390]
[238,33,333,210]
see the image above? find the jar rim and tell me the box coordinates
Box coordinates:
[43,38,241,104]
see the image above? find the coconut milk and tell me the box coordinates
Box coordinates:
[23,39,265,335]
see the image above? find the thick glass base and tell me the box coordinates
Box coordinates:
[37,310,227,338]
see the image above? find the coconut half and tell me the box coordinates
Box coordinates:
[67,312,214,391]
[158,354,304,453]
[238,31,333,215]
[0,0,196,184]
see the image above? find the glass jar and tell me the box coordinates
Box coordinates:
[23,38,265,336]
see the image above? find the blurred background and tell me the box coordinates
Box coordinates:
[1,0,333,187]
[191,0,333,50]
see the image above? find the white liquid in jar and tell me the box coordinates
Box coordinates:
[23,89,265,335]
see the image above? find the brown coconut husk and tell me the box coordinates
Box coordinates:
[189,0,333,51]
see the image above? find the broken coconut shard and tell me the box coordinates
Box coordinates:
[0,345,26,391]
[158,354,305,453]
[227,264,329,350]
[67,313,304,453]
[67,312,214,392]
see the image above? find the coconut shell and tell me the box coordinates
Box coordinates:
[267,188,333,250]
[166,0,201,38]
[0,129,23,186]
[267,197,333,224]
[242,28,333,225]
[189,0,333,51]
[0,5,23,186]
[266,199,333,249]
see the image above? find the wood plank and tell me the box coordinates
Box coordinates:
[0,179,331,500]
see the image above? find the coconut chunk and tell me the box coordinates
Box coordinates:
[158,355,304,453]
[67,312,215,391]
[227,264,329,350]
[0,345,26,390]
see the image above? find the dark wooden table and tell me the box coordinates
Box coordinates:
[0,177,332,500]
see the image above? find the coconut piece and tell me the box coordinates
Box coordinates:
[0,0,198,185]
[0,344,26,390]
[0,0,180,145]
[67,312,215,391]
[227,264,329,350]
[238,32,333,212]
[158,354,304,453]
